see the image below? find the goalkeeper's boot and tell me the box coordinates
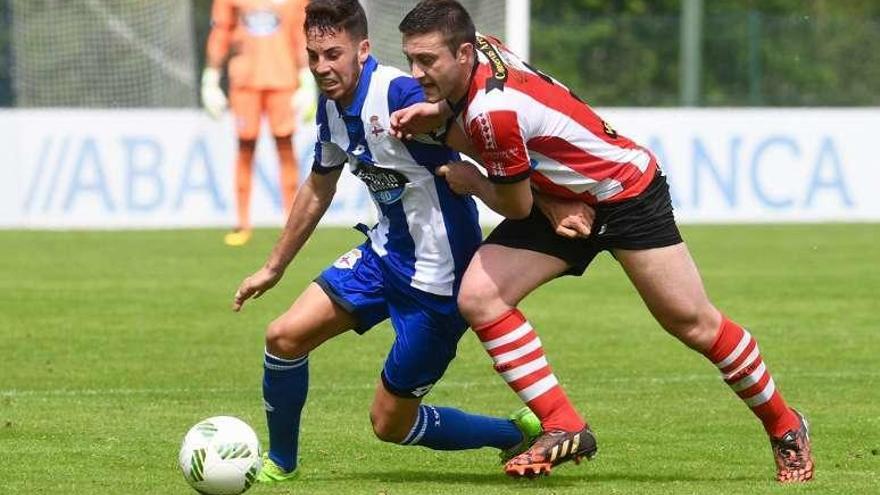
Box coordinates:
[257,453,300,484]
[224,228,252,247]
[504,425,597,478]
[499,407,543,464]
[770,409,814,483]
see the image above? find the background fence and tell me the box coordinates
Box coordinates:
[0,1,878,107]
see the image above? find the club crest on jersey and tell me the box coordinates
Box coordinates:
[333,248,362,269]
[243,10,280,36]
[369,115,385,137]
[352,161,410,205]
[476,35,508,92]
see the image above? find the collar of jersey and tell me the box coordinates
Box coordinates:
[446,39,481,120]
[336,55,378,117]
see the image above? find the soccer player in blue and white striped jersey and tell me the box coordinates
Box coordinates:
[231,0,539,484]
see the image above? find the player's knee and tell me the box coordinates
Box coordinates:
[664,305,721,352]
[369,410,409,444]
[274,134,293,149]
[238,138,257,153]
[457,282,502,324]
[264,318,307,359]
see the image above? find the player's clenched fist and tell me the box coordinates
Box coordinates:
[436,161,484,196]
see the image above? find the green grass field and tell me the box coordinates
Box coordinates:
[1,225,878,494]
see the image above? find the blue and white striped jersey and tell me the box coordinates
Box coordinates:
[312,56,481,296]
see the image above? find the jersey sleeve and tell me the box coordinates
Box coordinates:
[387,76,426,113]
[387,75,449,147]
[311,97,348,174]
[465,109,531,183]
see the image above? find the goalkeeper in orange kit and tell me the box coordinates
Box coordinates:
[203,0,316,246]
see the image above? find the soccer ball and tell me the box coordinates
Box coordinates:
[178,416,262,495]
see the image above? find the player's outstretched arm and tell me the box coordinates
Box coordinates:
[232,169,342,311]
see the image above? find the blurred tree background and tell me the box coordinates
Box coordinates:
[529,0,880,106]
[1,1,878,107]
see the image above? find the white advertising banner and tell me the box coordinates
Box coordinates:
[602,108,879,223]
[0,108,877,228]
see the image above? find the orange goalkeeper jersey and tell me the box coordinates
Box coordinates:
[207,0,307,90]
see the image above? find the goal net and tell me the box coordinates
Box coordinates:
[11,0,197,108]
[362,0,530,71]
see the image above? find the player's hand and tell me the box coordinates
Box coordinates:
[389,101,447,140]
[436,161,484,196]
[292,68,318,126]
[201,67,228,120]
[535,194,595,239]
[232,267,282,312]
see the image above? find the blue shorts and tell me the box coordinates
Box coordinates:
[314,243,468,398]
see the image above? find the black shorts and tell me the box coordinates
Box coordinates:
[484,172,683,276]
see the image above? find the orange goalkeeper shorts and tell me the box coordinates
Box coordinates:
[229,87,295,140]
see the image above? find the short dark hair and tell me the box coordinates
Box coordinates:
[305,0,368,41]
[398,0,477,54]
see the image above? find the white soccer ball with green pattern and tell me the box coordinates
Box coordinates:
[179,416,262,495]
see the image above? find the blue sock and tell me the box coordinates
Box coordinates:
[401,405,522,450]
[263,349,309,472]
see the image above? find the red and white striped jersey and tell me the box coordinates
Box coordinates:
[456,34,659,204]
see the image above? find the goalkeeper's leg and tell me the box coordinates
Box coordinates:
[226,88,262,245]
[267,89,299,217]
[233,138,256,232]
[274,135,298,217]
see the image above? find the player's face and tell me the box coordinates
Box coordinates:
[403,32,473,103]
[306,28,370,106]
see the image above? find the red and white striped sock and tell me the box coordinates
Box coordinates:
[474,308,585,432]
[706,316,800,438]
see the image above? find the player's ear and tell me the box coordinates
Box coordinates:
[358,39,371,64]
[457,42,474,65]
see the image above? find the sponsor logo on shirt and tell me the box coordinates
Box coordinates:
[352,161,410,205]
[475,35,508,92]
[242,9,280,37]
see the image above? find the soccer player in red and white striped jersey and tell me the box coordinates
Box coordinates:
[392,0,813,483]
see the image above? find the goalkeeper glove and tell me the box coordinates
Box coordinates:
[201,67,228,120]
[292,67,318,126]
